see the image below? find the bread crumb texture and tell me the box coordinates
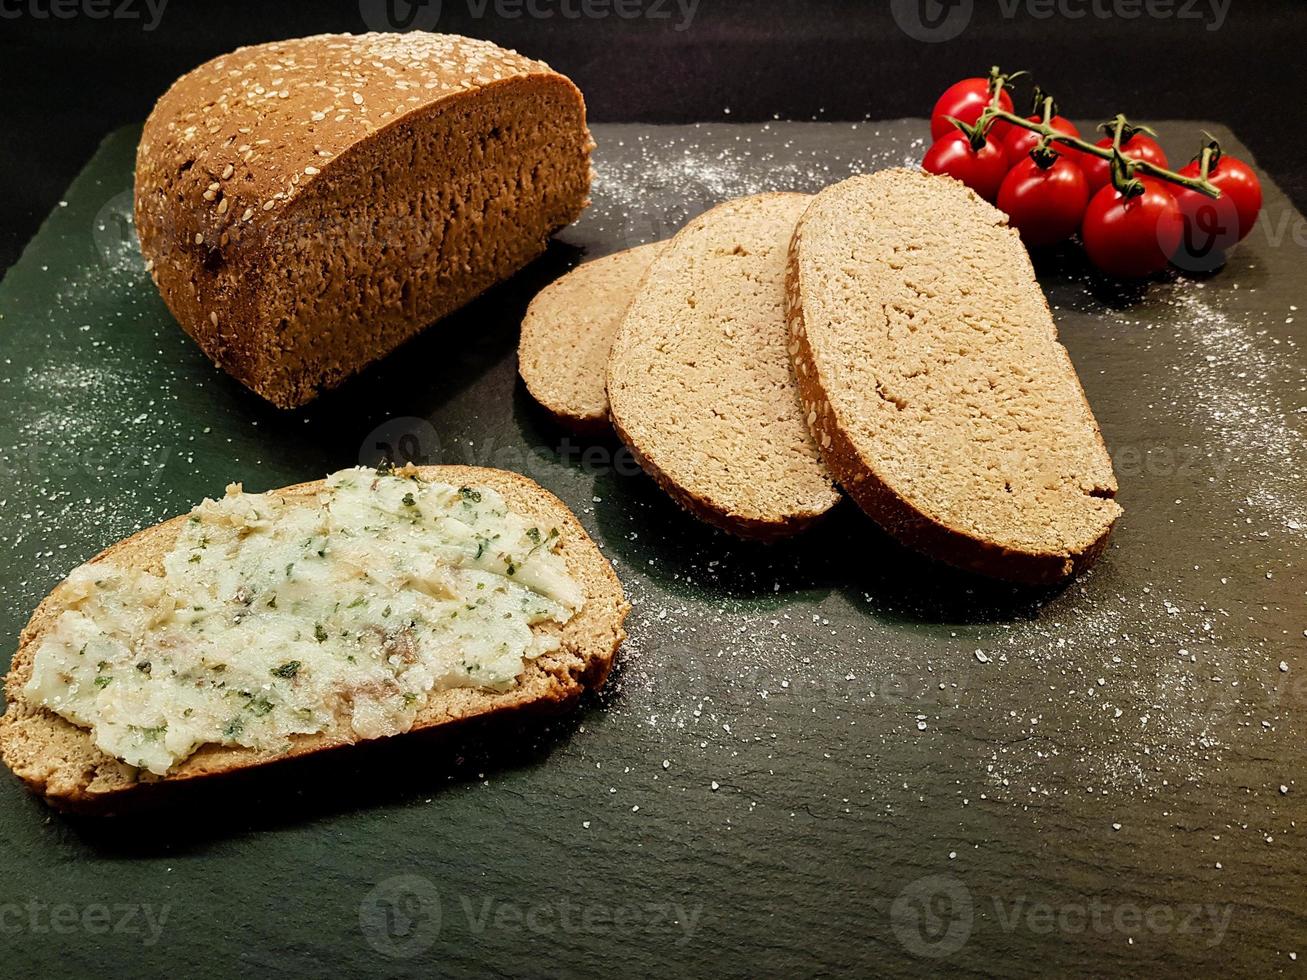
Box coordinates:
[519,242,661,433]
[606,193,841,539]
[135,33,594,408]
[787,169,1122,583]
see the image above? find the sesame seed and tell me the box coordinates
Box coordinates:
[262,200,275,210]
[194,233,204,245]
[221,164,234,180]
[242,207,254,222]
[207,181,220,192]
[209,312,219,326]
[217,198,229,215]
[304,166,319,175]
[352,92,363,105]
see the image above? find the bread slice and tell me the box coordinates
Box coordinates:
[0,467,627,813]
[519,243,661,434]
[606,194,842,539]
[135,33,593,408]
[786,169,1121,584]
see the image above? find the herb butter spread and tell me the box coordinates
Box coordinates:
[22,468,583,775]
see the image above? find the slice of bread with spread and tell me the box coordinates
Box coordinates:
[606,194,842,539]
[787,169,1122,584]
[135,33,593,409]
[0,466,627,813]
[519,243,662,434]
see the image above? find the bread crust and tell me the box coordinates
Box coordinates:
[135,33,592,408]
[785,171,1119,585]
[0,467,628,813]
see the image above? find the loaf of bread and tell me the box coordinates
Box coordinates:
[135,33,593,408]
[607,194,842,539]
[787,169,1121,583]
[0,466,627,812]
[519,243,661,434]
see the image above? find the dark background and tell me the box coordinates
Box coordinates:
[2,0,1306,274]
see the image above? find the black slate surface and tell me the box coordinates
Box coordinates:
[0,120,1303,978]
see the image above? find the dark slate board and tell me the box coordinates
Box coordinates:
[0,120,1303,978]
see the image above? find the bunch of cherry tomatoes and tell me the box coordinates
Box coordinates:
[922,69,1263,279]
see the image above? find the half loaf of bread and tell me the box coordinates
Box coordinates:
[607,193,841,539]
[135,33,593,408]
[786,169,1121,584]
[0,466,627,813]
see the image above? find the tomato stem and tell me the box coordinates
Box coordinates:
[945,114,991,153]
[1195,131,1223,175]
[977,106,1223,199]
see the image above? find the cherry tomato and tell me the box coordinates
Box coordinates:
[1001,116,1082,168]
[1081,179,1183,279]
[1174,154,1263,245]
[922,131,1009,202]
[930,77,1015,143]
[997,155,1090,247]
[1082,134,1169,195]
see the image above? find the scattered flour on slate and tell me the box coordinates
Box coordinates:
[1160,282,1306,532]
[0,213,184,618]
[578,123,926,250]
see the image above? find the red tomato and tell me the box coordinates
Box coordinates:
[1001,116,1082,168]
[1174,155,1263,243]
[1082,134,1169,194]
[922,131,1009,202]
[997,156,1090,247]
[930,77,1015,143]
[1081,179,1183,278]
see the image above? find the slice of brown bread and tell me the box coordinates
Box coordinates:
[787,169,1122,584]
[606,193,842,539]
[519,243,662,434]
[135,33,593,409]
[0,467,628,813]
